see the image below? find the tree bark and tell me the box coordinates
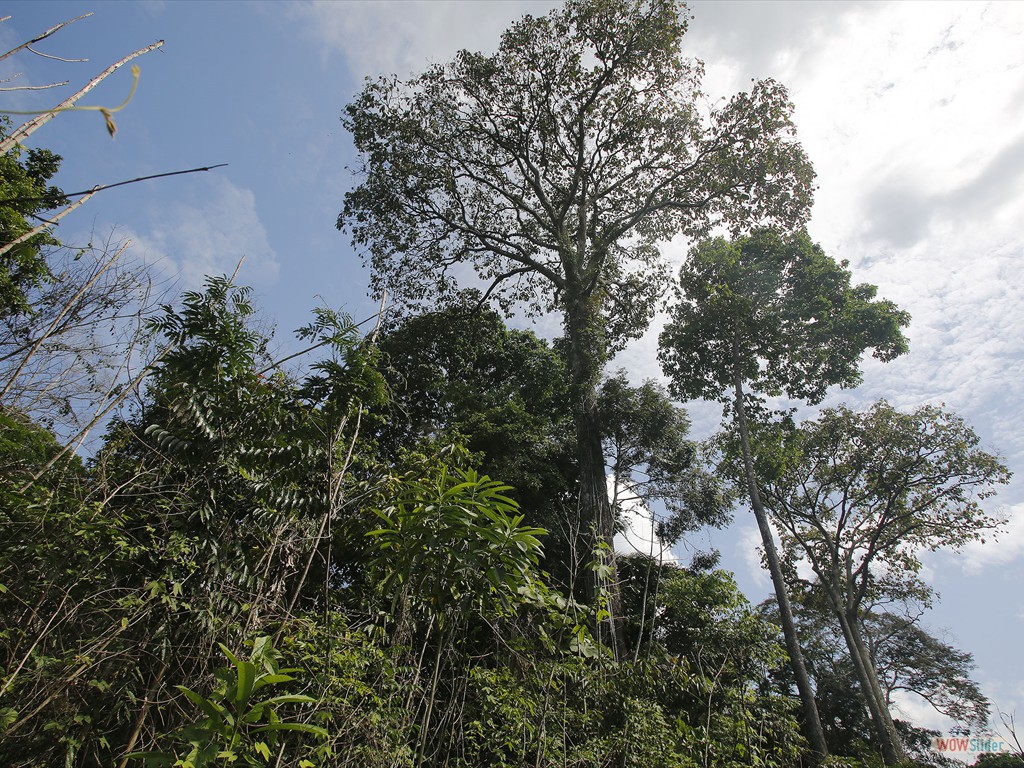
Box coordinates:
[732,366,829,759]
[564,284,624,660]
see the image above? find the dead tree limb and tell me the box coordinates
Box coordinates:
[1,39,163,153]
[0,12,92,64]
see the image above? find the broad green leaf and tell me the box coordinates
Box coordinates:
[176,685,226,726]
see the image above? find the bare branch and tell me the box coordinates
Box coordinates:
[21,343,172,493]
[0,12,92,63]
[0,163,229,207]
[27,45,88,63]
[0,189,99,258]
[0,165,228,259]
[473,267,533,312]
[0,80,69,92]
[1,39,163,153]
[1,241,129,401]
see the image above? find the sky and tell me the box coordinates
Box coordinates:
[3,0,1023,749]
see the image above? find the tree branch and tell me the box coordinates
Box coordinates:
[1,38,163,153]
[0,12,92,64]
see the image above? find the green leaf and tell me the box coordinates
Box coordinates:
[252,722,328,738]
[251,673,295,692]
[234,660,257,707]
[176,685,227,727]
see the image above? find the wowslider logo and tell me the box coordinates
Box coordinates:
[931,736,1012,755]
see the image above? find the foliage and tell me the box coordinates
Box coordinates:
[373,305,578,560]
[772,594,990,762]
[757,401,1008,764]
[615,557,806,768]
[130,636,326,768]
[367,448,548,624]
[869,612,989,729]
[974,754,1024,768]
[341,0,814,324]
[0,117,67,317]
[762,401,1011,616]
[598,371,730,543]
[659,227,913,761]
[658,228,909,407]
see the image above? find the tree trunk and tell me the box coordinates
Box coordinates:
[849,610,907,763]
[817,577,906,764]
[732,369,829,759]
[564,285,624,660]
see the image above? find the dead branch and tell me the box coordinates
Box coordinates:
[0,164,229,258]
[27,45,88,63]
[0,12,92,64]
[1,39,163,153]
[0,189,99,257]
[0,81,70,92]
[0,163,231,207]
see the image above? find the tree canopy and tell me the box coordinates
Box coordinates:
[340,0,816,629]
[659,228,910,407]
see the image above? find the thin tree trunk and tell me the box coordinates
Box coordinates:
[117,658,168,768]
[848,611,906,763]
[731,367,828,759]
[817,577,906,764]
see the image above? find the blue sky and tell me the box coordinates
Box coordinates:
[4,0,1023,746]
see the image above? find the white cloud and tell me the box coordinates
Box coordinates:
[129,177,279,291]
[890,688,958,736]
[737,523,771,590]
[611,478,676,563]
[292,0,561,78]
[955,503,1024,576]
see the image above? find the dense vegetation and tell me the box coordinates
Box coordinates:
[1,3,1017,768]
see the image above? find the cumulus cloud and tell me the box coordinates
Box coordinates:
[683,1,875,85]
[129,177,279,291]
[890,689,959,736]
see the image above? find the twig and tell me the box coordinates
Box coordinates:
[256,307,385,376]
[0,13,92,64]
[1,241,129,401]
[27,45,87,63]
[58,164,230,201]
[0,81,69,92]
[20,343,173,493]
[0,190,99,257]
[0,165,229,258]
[2,163,229,205]
[228,255,245,285]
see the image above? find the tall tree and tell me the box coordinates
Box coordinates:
[339,0,815,632]
[658,228,910,759]
[771,588,991,760]
[758,401,1009,763]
